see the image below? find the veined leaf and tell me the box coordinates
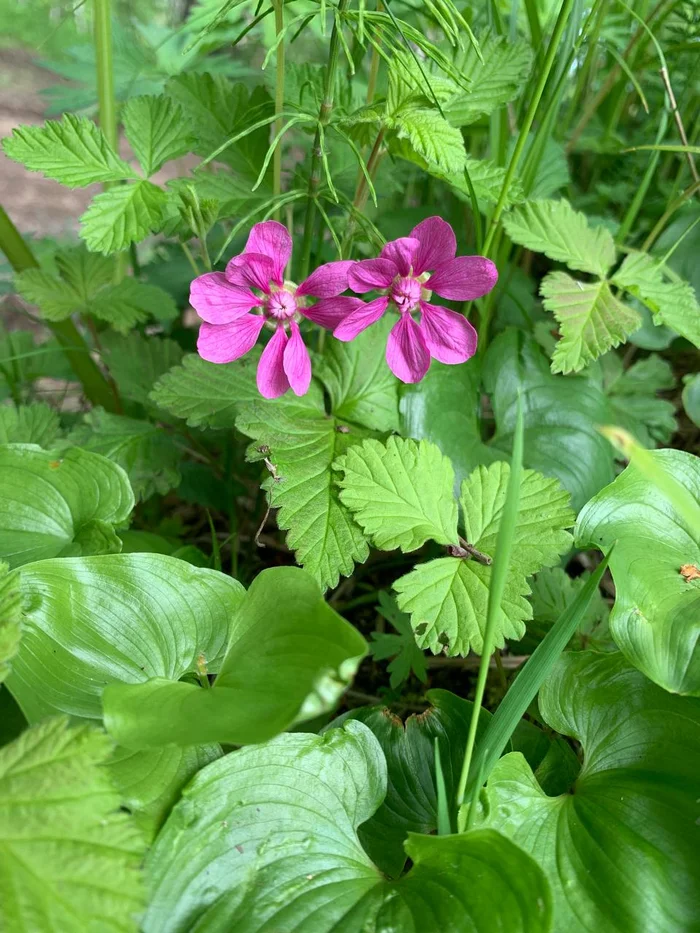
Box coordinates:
[576,449,700,695]
[390,107,467,174]
[316,316,400,432]
[101,331,184,409]
[66,410,182,502]
[598,352,677,449]
[540,272,641,373]
[369,591,427,690]
[0,565,22,684]
[92,279,178,332]
[503,199,617,278]
[395,462,574,656]
[0,403,60,447]
[683,373,700,427]
[612,250,700,347]
[122,95,195,177]
[479,651,700,933]
[0,445,133,569]
[0,717,145,932]
[1,113,135,187]
[238,392,370,590]
[144,722,551,933]
[335,436,459,552]
[80,181,168,254]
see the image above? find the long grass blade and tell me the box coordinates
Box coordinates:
[434,738,452,835]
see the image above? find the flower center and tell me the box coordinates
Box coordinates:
[389,275,422,314]
[266,285,298,320]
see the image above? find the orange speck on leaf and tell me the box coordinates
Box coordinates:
[680,564,700,582]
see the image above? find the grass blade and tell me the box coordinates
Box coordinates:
[434,738,451,835]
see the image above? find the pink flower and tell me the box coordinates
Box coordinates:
[336,216,498,383]
[191,221,362,399]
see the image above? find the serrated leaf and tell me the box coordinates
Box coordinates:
[14,269,88,321]
[1,113,135,187]
[80,181,167,254]
[540,272,641,373]
[66,410,182,502]
[612,250,700,346]
[446,33,533,126]
[335,436,459,552]
[237,393,370,590]
[0,566,22,684]
[479,651,700,933]
[0,716,145,933]
[0,445,133,569]
[503,199,617,277]
[0,403,60,447]
[576,449,700,695]
[599,352,677,448]
[369,591,427,689]
[395,462,574,656]
[122,95,194,177]
[92,279,178,332]
[391,107,467,173]
[100,331,184,408]
[316,316,400,432]
[144,722,551,933]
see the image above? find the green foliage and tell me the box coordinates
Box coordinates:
[369,591,427,689]
[101,332,184,409]
[122,95,195,177]
[598,352,677,448]
[0,402,60,447]
[576,449,700,695]
[0,565,22,684]
[683,373,700,427]
[0,717,145,932]
[80,182,168,254]
[0,445,133,569]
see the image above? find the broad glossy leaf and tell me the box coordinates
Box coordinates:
[0,567,21,683]
[316,316,400,432]
[103,566,367,748]
[122,94,195,177]
[0,717,145,932]
[0,402,60,447]
[575,449,700,695]
[144,721,551,933]
[0,445,133,568]
[479,651,700,933]
[485,330,615,510]
[80,181,168,254]
[335,436,459,551]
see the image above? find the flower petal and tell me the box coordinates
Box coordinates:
[409,216,457,274]
[333,296,390,341]
[189,273,260,324]
[348,258,397,293]
[419,301,478,364]
[197,315,265,364]
[426,256,498,301]
[244,221,292,282]
[386,315,430,383]
[302,296,365,330]
[296,260,355,298]
[283,320,312,396]
[225,252,276,292]
[257,326,290,399]
[380,237,420,276]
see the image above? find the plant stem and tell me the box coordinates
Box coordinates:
[94,0,117,152]
[272,0,286,221]
[299,0,348,279]
[642,178,700,251]
[0,206,118,412]
[342,126,385,255]
[482,0,575,258]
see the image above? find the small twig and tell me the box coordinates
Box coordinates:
[447,537,492,565]
[659,65,699,184]
[254,500,272,548]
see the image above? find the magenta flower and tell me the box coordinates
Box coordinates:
[191,221,361,398]
[336,216,498,383]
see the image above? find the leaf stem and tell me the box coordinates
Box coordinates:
[94,0,117,153]
[299,0,349,279]
[272,0,286,221]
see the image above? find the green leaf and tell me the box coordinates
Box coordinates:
[13,269,89,321]
[598,352,677,448]
[149,351,259,428]
[0,566,22,684]
[446,33,533,126]
[395,462,574,656]
[66,410,182,502]
[575,449,700,695]
[683,373,700,427]
[100,331,184,408]
[612,250,700,347]
[503,199,617,278]
[0,403,60,447]
[237,392,370,589]
[334,690,488,876]
[485,330,615,510]
[122,95,195,177]
[1,113,135,187]
[91,279,178,331]
[144,721,551,933]
[0,717,145,932]
[390,107,467,173]
[0,445,133,569]
[316,316,400,432]
[80,181,168,254]
[540,272,641,373]
[479,651,700,933]
[369,591,427,689]
[335,436,459,552]
[103,566,367,748]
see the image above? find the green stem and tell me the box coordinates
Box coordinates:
[482,0,575,258]
[299,0,349,279]
[0,206,118,412]
[94,0,117,153]
[341,126,385,255]
[617,110,668,245]
[272,0,285,221]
